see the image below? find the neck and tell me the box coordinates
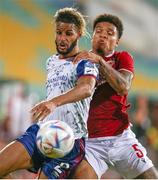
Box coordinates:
[92,49,114,57]
[104,50,114,57]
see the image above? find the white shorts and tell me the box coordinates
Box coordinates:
[85,128,153,179]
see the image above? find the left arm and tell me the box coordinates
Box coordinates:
[30,76,96,122]
[74,51,133,95]
[99,58,133,95]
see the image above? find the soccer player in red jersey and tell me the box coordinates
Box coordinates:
[72,14,158,179]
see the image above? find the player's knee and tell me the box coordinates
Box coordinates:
[73,160,86,178]
[0,165,10,177]
[0,166,7,177]
[72,159,98,179]
[38,171,48,179]
[0,157,15,178]
[0,163,5,177]
[136,167,158,179]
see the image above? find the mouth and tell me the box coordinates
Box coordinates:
[57,43,67,51]
[98,40,106,45]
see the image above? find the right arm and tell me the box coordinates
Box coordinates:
[31,58,99,122]
[30,76,96,122]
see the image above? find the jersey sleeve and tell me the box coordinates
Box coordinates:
[76,60,99,80]
[117,51,134,74]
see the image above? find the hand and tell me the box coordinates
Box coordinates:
[30,100,57,122]
[73,51,101,64]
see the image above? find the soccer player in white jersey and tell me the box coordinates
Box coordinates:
[0,8,98,179]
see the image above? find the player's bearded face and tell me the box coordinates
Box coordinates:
[55,22,79,55]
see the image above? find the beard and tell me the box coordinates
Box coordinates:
[55,39,77,55]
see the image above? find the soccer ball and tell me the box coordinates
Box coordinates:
[36,120,75,158]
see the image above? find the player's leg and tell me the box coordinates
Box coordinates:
[72,159,98,179]
[0,140,32,177]
[112,128,157,179]
[72,138,108,179]
[136,166,158,179]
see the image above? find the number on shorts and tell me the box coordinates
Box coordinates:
[53,162,70,177]
[132,144,144,158]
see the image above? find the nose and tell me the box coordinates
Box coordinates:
[58,34,67,41]
[100,32,108,39]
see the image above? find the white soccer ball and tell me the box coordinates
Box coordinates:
[36,120,75,158]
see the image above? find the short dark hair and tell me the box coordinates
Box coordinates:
[93,14,123,39]
[54,7,86,36]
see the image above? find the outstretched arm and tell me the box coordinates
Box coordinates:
[30,76,96,122]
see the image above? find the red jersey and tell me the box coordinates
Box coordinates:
[88,51,134,138]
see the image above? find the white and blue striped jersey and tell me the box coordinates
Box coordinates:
[44,54,99,139]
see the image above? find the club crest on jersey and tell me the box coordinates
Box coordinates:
[106,57,116,68]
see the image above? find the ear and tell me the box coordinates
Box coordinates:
[115,39,119,47]
[78,33,81,38]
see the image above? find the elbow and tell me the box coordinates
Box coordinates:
[118,89,128,96]
[83,86,94,98]
[84,89,93,98]
[117,84,130,96]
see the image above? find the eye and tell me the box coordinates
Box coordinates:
[107,30,114,36]
[56,31,62,35]
[108,32,113,36]
[96,29,102,33]
[66,31,73,36]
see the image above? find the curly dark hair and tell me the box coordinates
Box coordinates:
[54,7,87,36]
[93,14,124,39]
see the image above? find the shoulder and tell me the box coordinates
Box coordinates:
[114,51,134,73]
[76,59,98,72]
[76,59,96,67]
[115,51,134,61]
[76,59,99,79]
[46,54,59,72]
[46,54,59,67]
[46,54,59,65]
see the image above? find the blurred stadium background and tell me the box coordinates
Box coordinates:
[0,0,158,178]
